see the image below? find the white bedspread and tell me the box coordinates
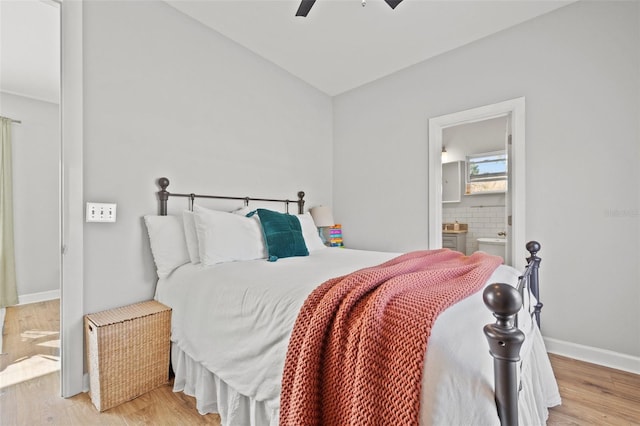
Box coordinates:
[155,248,560,425]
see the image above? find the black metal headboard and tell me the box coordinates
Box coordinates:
[156,177,306,216]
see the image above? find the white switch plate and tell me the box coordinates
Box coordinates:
[86,202,117,222]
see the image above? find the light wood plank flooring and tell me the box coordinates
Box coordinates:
[547,354,640,425]
[0,300,60,389]
[1,300,638,425]
[0,300,220,425]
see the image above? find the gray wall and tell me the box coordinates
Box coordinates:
[81,0,639,362]
[333,1,640,357]
[83,1,333,314]
[0,92,59,299]
[443,115,508,164]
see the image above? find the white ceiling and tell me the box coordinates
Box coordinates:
[0,0,60,104]
[167,0,574,95]
[0,0,573,103]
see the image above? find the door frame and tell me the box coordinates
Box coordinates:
[60,0,84,397]
[428,97,526,271]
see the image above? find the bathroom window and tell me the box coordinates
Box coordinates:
[465,150,507,194]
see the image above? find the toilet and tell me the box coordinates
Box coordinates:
[477,238,506,258]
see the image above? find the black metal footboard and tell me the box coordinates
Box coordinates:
[483,241,543,426]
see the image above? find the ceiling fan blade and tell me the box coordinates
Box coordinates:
[296,0,317,17]
[384,0,403,9]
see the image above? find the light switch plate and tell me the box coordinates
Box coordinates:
[86,202,117,222]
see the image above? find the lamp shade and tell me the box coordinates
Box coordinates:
[309,206,334,228]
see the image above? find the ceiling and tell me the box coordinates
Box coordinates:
[166,0,573,95]
[0,0,573,103]
[0,0,60,104]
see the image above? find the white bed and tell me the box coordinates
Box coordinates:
[154,248,560,426]
[146,179,560,425]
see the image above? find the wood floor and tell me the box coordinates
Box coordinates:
[546,354,640,425]
[0,300,221,425]
[1,300,639,425]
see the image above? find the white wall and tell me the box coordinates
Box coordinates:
[0,92,59,299]
[333,1,640,359]
[442,115,508,164]
[83,1,333,314]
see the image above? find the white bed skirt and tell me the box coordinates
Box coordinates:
[517,330,562,425]
[171,331,559,426]
[172,343,279,426]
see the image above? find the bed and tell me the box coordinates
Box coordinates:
[146,177,560,426]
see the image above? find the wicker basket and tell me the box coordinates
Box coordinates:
[85,300,171,411]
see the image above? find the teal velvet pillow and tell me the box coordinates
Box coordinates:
[256,209,309,262]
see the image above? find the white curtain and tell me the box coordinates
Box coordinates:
[0,117,18,308]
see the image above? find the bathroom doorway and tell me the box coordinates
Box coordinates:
[428,98,526,271]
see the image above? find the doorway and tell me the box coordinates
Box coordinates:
[2,0,86,399]
[428,98,526,271]
[0,0,61,389]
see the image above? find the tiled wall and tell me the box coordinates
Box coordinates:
[443,205,506,255]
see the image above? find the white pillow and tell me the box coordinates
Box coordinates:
[182,210,200,264]
[193,205,266,266]
[297,212,327,252]
[232,206,255,216]
[144,215,190,278]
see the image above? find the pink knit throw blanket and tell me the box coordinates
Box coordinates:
[280,249,502,426]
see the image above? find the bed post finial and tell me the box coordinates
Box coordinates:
[158,177,170,216]
[297,191,305,214]
[525,240,540,256]
[526,241,542,328]
[484,283,524,426]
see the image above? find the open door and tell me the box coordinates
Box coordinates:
[504,117,513,266]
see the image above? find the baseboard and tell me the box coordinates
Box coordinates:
[18,289,60,305]
[544,337,640,375]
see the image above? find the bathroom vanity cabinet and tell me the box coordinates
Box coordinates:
[442,232,467,254]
